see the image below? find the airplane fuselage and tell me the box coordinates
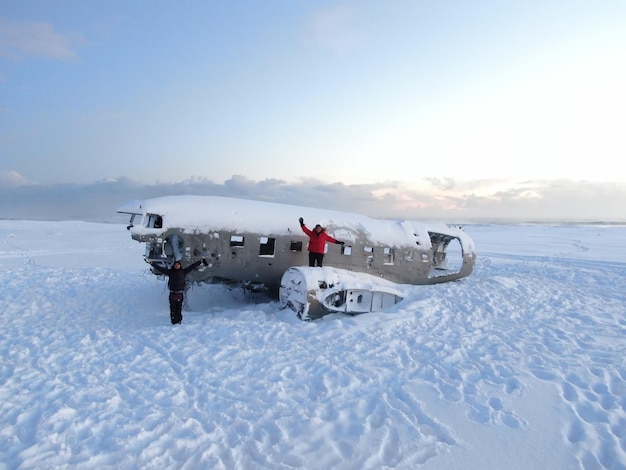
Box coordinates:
[118,195,476,295]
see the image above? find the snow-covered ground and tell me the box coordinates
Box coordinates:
[1,220,625,469]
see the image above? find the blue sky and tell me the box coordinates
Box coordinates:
[1,1,625,221]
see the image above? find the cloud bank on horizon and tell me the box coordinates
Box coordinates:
[1,2,625,222]
[1,172,624,224]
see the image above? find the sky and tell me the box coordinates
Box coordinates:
[1,1,626,222]
[1,220,625,468]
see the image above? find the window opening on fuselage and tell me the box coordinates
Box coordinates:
[146,214,163,229]
[364,246,374,268]
[230,235,245,247]
[290,241,303,252]
[383,247,394,265]
[259,237,276,256]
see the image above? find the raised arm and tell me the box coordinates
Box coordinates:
[146,259,169,275]
[184,259,203,274]
[299,217,313,236]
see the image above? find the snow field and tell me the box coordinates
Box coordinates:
[0,221,625,469]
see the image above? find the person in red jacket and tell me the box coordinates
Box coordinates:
[299,217,344,267]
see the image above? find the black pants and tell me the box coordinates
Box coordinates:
[169,292,184,324]
[309,252,324,267]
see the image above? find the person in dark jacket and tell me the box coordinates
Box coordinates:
[146,258,208,324]
[299,217,344,267]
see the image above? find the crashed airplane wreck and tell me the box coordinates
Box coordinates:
[118,195,476,320]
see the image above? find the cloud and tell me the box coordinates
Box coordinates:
[453,179,626,222]
[423,177,456,191]
[0,170,32,188]
[307,6,365,55]
[0,176,624,224]
[0,17,80,60]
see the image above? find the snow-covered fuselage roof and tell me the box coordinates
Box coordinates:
[117,195,475,253]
